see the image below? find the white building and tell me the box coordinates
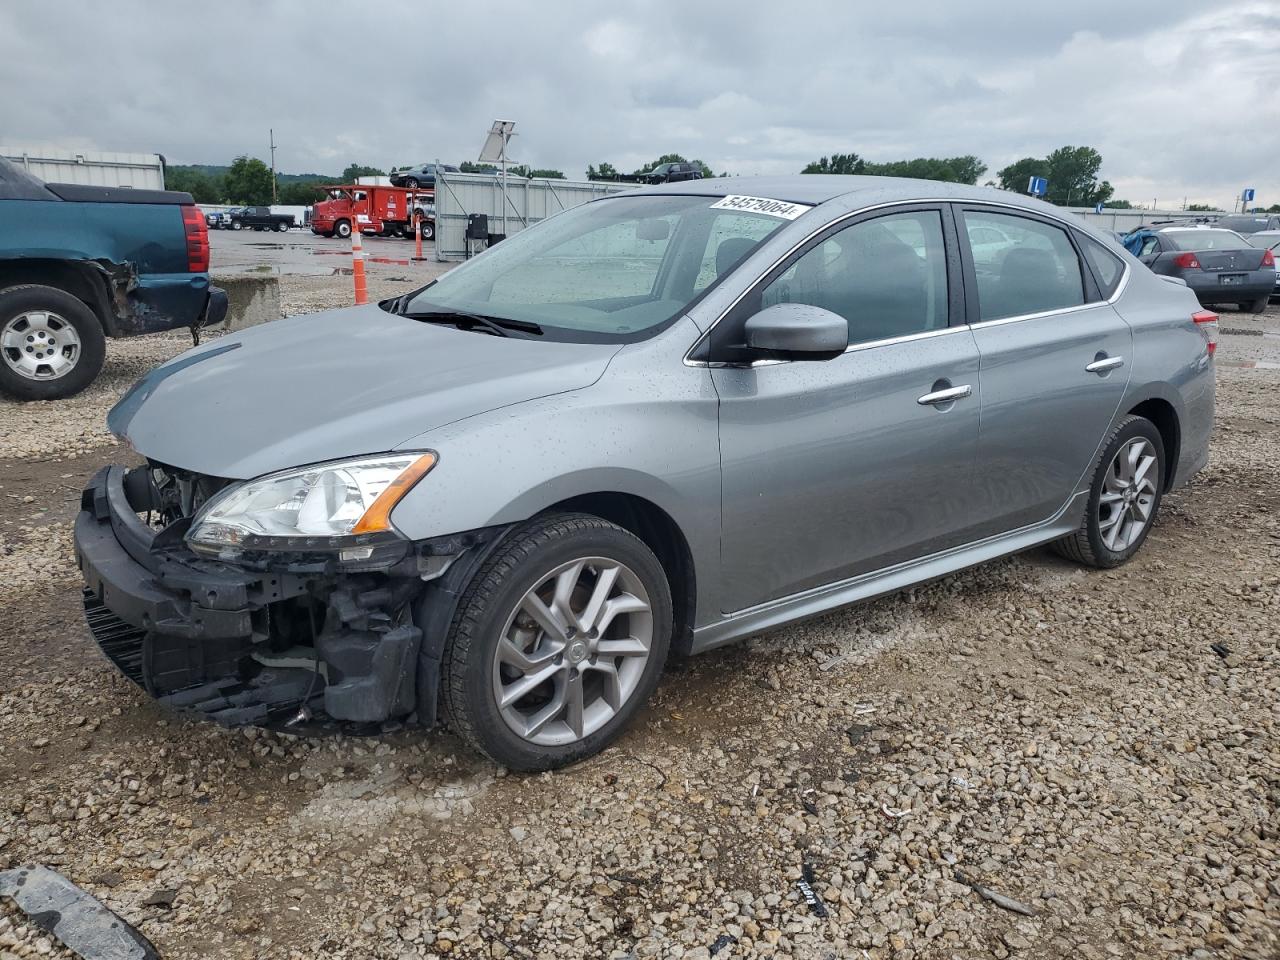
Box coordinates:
[0,146,166,190]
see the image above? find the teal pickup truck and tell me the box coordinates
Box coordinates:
[0,157,226,400]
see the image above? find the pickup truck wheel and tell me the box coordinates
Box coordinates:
[0,285,106,401]
[335,220,352,239]
[421,221,435,240]
[231,220,243,231]
[441,513,673,771]
[276,221,289,233]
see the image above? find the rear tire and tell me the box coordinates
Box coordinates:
[0,285,106,401]
[440,513,672,771]
[1052,415,1165,569]
[1247,297,1268,314]
[421,220,435,241]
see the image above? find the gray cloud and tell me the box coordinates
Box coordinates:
[1,0,1276,207]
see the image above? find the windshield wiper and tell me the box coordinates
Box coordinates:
[405,310,543,338]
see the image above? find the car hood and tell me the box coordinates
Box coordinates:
[109,305,621,479]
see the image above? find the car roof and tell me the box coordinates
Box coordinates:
[624,174,1078,215]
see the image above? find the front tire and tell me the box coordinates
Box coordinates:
[1052,415,1165,568]
[421,220,435,240]
[441,513,673,771]
[335,219,352,239]
[276,221,289,233]
[0,285,106,401]
[231,220,243,231]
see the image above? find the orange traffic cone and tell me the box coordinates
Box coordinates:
[412,215,426,262]
[351,218,368,305]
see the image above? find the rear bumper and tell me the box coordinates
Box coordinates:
[112,276,227,336]
[1183,271,1274,302]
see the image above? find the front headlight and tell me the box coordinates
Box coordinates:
[186,452,436,555]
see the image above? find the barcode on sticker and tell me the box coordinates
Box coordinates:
[709,195,812,220]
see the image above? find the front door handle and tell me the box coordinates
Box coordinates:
[917,384,972,406]
[1086,356,1125,374]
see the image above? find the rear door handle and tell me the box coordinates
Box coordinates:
[1086,356,1125,374]
[917,385,972,406]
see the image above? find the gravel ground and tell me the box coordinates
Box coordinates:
[1,284,1277,959]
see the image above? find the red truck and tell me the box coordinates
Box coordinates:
[310,184,435,240]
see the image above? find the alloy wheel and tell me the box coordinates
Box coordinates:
[1098,437,1158,551]
[1,310,81,381]
[492,557,653,747]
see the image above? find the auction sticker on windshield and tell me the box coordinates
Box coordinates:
[709,196,813,220]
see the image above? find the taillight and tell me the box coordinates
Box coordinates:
[1172,252,1201,270]
[181,205,210,273]
[1262,249,1276,268]
[1193,309,1219,357]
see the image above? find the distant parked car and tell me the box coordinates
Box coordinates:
[1215,213,1280,235]
[641,161,704,184]
[390,163,461,188]
[1246,230,1280,300]
[1133,226,1275,313]
[229,206,294,232]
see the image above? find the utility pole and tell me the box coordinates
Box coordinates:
[269,128,278,204]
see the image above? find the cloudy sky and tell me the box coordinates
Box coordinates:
[3,1,1278,208]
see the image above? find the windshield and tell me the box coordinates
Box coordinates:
[1164,229,1249,251]
[403,194,790,342]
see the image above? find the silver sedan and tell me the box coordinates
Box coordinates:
[76,176,1216,770]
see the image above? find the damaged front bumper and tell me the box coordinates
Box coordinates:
[73,465,500,730]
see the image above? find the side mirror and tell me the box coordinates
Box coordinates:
[743,303,847,361]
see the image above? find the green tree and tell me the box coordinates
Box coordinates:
[586,162,619,179]
[802,153,866,175]
[223,156,275,205]
[1266,203,1280,213]
[502,165,565,179]
[996,157,1049,193]
[277,179,326,205]
[863,155,986,184]
[459,161,499,174]
[1186,203,1216,212]
[164,166,223,203]
[998,147,1113,206]
[341,163,385,181]
[1103,199,1134,209]
[1042,146,1112,206]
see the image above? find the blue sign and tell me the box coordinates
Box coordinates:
[1027,176,1049,197]
[1242,188,1255,202]
[1095,202,1105,214]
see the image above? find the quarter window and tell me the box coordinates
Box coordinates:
[1079,235,1125,299]
[760,210,949,346]
[962,211,1085,321]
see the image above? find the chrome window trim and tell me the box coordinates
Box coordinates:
[682,196,1131,368]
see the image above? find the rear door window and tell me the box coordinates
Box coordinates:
[961,210,1085,321]
[1078,235,1126,299]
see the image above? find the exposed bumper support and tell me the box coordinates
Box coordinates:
[72,465,451,729]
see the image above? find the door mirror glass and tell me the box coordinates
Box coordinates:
[743,303,847,360]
